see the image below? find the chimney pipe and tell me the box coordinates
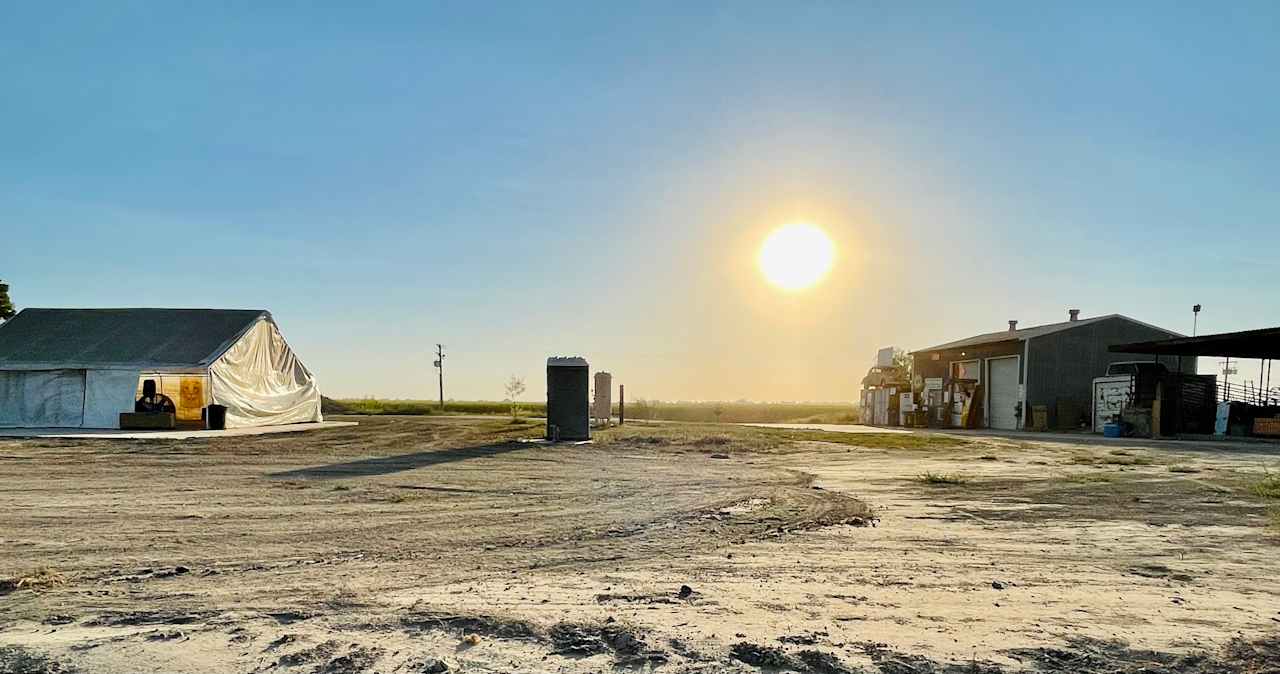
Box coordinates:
[1008,320,1018,332]
[1069,309,1080,322]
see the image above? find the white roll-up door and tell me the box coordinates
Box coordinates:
[988,357,1019,430]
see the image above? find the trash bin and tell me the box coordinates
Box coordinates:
[1032,405,1049,432]
[1102,422,1122,438]
[206,404,227,431]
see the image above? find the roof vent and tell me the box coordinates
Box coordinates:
[1069,309,1080,322]
[1008,320,1018,332]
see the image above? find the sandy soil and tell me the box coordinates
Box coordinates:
[1,416,1277,673]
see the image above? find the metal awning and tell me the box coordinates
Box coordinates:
[1110,326,1280,359]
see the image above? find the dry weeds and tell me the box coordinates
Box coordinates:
[1250,473,1280,499]
[0,566,67,595]
[914,472,969,485]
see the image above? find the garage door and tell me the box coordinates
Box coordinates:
[988,357,1019,430]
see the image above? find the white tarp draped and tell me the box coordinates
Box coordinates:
[83,369,142,429]
[0,369,86,428]
[209,319,321,428]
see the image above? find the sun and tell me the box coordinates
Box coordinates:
[757,223,835,291]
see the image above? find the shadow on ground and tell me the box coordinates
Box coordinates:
[929,429,1280,457]
[266,442,525,480]
[727,634,1280,674]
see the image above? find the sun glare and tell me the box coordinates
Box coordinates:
[757,223,835,291]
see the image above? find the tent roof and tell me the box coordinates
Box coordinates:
[1110,326,1280,360]
[0,308,269,370]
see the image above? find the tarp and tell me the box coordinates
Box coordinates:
[209,319,322,428]
[83,369,142,428]
[0,370,86,427]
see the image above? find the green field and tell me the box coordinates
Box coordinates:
[321,397,542,417]
[321,397,859,424]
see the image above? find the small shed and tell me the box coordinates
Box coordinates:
[0,308,322,429]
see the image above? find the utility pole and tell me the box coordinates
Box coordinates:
[433,344,445,410]
[1192,304,1201,336]
[1223,356,1235,399]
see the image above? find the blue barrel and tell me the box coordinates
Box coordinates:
[1103,422,1122,438]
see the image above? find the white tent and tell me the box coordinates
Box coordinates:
[0,308,322,429]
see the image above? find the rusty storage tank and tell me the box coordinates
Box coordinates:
[546,356,590,440]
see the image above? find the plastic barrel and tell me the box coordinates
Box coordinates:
[1103,422,1122,438]
[206,404,227,431]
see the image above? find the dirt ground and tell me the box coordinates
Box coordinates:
[1,416,1278,673]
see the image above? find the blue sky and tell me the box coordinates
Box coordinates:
[3,2,1278,400]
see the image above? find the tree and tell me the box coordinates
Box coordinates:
[892,348,912,375]
[503,376,526,421]
[892,348,919,400]
[0,280,14,321]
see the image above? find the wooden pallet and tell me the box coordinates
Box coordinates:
[119,413,176,430]
[1253,417,1280,437]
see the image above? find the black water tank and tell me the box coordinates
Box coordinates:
[546,357,589,441]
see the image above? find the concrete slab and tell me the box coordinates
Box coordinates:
[516,438,593,445]
[0,421,357,440]
[739,422,911,434]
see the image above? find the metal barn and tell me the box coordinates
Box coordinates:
[911,311,1192,430]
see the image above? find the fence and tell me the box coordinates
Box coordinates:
[1217,379,1280,407]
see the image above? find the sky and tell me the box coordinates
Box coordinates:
[2,2,1278,401]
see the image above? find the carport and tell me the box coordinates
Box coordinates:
[1111,326,1280,405]
[1112,327,1280,436]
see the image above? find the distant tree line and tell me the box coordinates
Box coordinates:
[321,396,858,424]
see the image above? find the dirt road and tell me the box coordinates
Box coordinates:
[1,416,1277,673]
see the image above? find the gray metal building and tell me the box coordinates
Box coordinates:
[911,311,1193,430]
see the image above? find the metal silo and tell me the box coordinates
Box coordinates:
[546,357,590,440]
[593,371,612,424]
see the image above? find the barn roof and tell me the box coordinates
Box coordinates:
[0,308,269,370]
[914,314,1179,353]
